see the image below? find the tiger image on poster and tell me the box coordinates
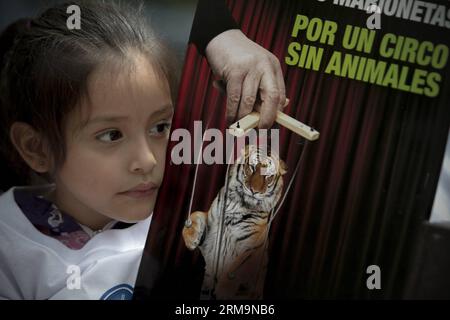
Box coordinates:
[182,145,287,299]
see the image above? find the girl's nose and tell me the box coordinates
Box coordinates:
[128,138,157,175]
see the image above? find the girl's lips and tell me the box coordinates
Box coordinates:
[119,184,158,199]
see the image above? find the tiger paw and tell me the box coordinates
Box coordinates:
[182,211,207,250]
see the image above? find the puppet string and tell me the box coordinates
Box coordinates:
[250,140,307,297]
[185,116,215,224]
[210,150,234,299]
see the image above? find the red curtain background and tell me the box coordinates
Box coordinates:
[135,0,450,299]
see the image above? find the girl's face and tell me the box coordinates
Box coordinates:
[53,54,173,229]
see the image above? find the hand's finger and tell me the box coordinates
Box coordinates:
[258,70,281,129]
[273,58,287,110]
[226,72,245,123]
[213,80,226,94]
[238,72,261,120]
[254,98,289,115]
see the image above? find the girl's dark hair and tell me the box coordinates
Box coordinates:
[0,1,179,190]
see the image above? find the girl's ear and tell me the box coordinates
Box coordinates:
[9,122,53,173]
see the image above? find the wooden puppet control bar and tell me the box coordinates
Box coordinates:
[229,111,320,141]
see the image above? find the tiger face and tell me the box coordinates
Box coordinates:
[231,145,287,212]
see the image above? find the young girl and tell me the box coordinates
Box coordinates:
[0,1,178,299]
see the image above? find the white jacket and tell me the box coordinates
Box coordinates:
[0,186,151,300]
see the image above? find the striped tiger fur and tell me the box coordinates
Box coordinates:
[182,145,287,299]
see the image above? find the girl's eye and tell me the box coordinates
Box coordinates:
[96,130,123,143]
[149,122,171,136]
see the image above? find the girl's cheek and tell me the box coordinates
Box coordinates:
[158,142,169,163]
[155,135,170,153]
[155,139,170,167]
